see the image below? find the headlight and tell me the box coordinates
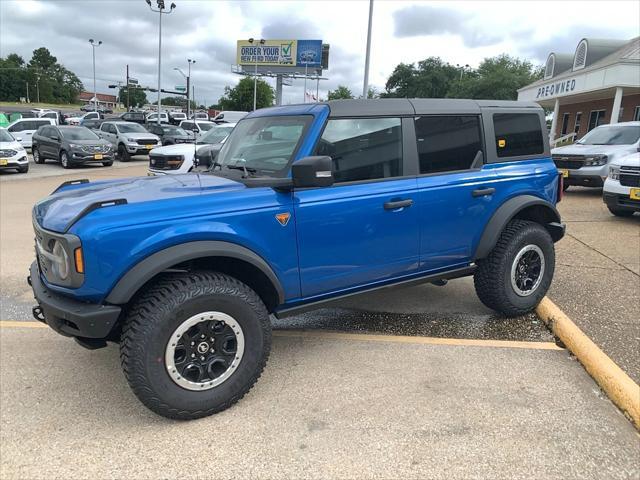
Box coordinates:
[127,137,136,142]
[69,143,80,149]
[608,166,620,180]
[584,155,608,166]
[50,240,70,280]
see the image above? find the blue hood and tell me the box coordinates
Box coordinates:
[34,174,244,232]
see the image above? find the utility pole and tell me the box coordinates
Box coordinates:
[26,82,29,103]
[362,0,374,98]
[35,74,40,103]
[187,59,195,118]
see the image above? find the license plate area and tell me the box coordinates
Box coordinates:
[0,158,8,166]
[558,169,569,178]
[630,188,640,200]
[94,153,103,160]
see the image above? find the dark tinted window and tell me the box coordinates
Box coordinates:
[315,118,402,183]
[415,116,483,174]
[494,113,544,158]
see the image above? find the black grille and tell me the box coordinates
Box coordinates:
[149,154,183,170]
[136,139,158,145]
[620,166,640,187]
[0,149,17,157]
[552,154,584,169]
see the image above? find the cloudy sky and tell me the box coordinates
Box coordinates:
[1,0,639,106]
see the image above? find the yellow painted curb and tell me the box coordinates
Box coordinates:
[536,297,640,429]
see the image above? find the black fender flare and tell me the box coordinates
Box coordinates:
[105,241,284,305]
[473,195,564,261]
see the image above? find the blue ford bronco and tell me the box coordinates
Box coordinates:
[29,99,565,419]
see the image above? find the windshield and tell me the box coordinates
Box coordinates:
[214,115,310,176]
[60,127,99,140]
[0,129,14,142]
[117,123,147,133]
[578,125,640,145]
[162,126,187,135]
[198,123,214,132]
[200,126,233,144]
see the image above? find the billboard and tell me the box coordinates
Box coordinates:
[236,39,322,68]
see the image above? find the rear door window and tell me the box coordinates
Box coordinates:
[414,116,483,174]
[493,113,544,158]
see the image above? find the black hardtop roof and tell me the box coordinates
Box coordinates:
[324,98,542,117]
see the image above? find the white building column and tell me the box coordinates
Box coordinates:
[549,98,560,142]
[611,87,623,124]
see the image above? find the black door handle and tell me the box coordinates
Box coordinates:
[472,188,496,197]
[384,199,413,210]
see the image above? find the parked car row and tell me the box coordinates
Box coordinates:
[0,127,29,173]
[551,121,640,216]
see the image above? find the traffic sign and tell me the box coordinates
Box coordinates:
[128,78,139,85]
[175,85,186,92]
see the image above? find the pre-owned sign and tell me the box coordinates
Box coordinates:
[236,39,322,67]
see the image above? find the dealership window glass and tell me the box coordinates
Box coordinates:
[493,113,544,158]
[560,113,570,136]
[315,118,402,183]
[587,110,606,131]
[574,112,582,134]
[414,116,482,174]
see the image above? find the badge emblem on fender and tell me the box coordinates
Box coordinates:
[275,212,291,226]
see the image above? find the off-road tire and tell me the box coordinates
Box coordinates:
[607,206,634,217]
[120,271,271,420]
[32,147,44,164]
[474,219,555,317]
[118,144,130,162]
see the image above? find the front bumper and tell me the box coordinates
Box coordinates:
[71,152,114,164]
[559,165,607,188]
[29,262,121,339]
[0,154,28,169]
[603,192,640,213]
[126,143,160,155]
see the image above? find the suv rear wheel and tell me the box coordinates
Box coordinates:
[474,219,555,316]
[120,271,271,420]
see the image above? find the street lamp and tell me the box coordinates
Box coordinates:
[248,38,265,111]
[89,39,102,111]
[146,0,176,125]
[456,63,470,81]
[187,59,195,118]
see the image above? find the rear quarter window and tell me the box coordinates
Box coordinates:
[494,113,544,158]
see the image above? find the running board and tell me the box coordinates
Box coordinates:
[274,264,476,318]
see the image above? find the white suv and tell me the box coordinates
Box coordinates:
[603,151,640,217]
[0,127,29,173]
[6,117,56,149]
[97,121,161,161]
[552,122,640,189]
[148,123,235,175]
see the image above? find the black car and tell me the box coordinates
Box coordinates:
[146,124,194,145]
[31,125,115,168]
[80,118,107,131]
[119,111,146,124]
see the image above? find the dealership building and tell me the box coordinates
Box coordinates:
[518,37,640,143]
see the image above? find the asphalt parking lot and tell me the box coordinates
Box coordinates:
[1,159,639,479]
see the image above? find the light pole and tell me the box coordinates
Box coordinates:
[89,39,102,111]
[362,0,374,98]
[187,59,195,118]
[456,63,470,81]
[248,38,265,111]
[146,0,176,125]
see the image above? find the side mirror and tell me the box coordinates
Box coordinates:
[15,137,22,142]
[292,156,334,188]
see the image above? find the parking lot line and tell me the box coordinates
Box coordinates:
[0,320,562,350]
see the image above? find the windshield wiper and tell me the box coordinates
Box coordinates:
[226,165,257,178]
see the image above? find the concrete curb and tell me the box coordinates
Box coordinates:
[536,296,640,429]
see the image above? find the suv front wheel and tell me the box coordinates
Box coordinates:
[474,219,555,317]
[120,271,271,420]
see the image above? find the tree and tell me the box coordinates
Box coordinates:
[161,96,195,109]
[327,85,354,100]
[447,55,543,100]
[218,77,274,111]
[0,47,83,104]
[382,57,459,98]
[367,87,379,99]
[118,86,148,109]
